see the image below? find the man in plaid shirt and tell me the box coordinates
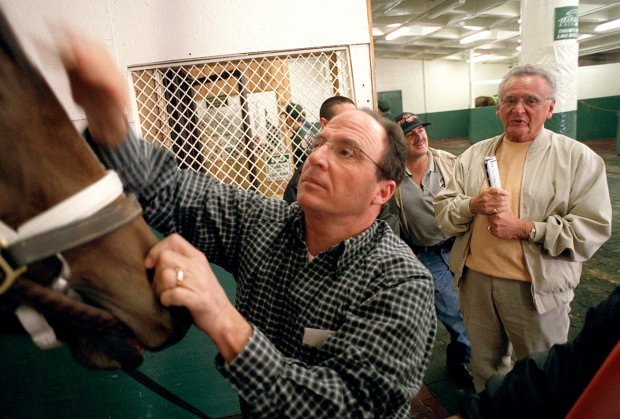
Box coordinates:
[63,33,436,418]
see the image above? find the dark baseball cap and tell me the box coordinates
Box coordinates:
[394,112,431,134]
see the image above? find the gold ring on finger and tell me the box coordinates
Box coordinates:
[175,268,185,287]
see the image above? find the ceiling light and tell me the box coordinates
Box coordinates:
[386,26,411,41]
[460,30,492,45]
[468,54,505,63]
[594,18,620,32]
[373,27,384,36]
[387,23,401,28]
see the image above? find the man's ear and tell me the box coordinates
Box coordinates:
[373,180,396,206]
[545,99,556,120]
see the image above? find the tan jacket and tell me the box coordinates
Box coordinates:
[433,129,612,313]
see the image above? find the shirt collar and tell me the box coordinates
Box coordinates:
[405,150,435,177]
[295,209,382,269]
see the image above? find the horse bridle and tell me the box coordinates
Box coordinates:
[0,170,213,418]
[0,170,142,345]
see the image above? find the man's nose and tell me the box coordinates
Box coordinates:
[512,99,527,111]
[307,144,329,164]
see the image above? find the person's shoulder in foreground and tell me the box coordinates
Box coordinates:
[455,286,620,419]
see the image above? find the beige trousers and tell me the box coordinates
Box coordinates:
[459,268,569,392]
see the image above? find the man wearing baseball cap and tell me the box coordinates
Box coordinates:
[393,112,474,389]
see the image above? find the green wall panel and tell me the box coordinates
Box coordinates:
[576,96,620,141]
[378,90,403,117]
[0,264,241,418]
[617,117,620,155]
[418,95,618,145]
[420,109,469,141]
[469,106,504,144]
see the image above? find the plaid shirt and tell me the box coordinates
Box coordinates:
[90,130,436,418]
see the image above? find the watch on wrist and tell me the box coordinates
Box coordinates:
[528,224,536,242]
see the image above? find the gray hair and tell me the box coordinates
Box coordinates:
[498,64,557,99]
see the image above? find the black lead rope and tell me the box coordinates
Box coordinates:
[124,368,212,418]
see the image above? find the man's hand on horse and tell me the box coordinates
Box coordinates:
[145,234,254,363]
[55,26,129,148]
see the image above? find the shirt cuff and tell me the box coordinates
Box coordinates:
[460,197,474,218]
[215,327,282,405]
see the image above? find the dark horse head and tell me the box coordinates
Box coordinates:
[0,9,191,369]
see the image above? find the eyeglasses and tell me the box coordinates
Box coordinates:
[500,95,554,109]
[310,137,387,176]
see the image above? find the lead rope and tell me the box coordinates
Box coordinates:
[8,278,213,418]
[123,368,212,418]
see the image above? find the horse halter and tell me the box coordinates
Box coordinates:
[0,171,214,418]
[0,170,143,347]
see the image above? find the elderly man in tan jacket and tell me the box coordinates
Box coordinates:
[434,64,612,392]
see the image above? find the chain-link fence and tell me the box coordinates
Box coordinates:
[130,47,353,198]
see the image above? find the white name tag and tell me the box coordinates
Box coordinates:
[303,327,336,348]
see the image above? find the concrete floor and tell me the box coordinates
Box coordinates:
[412,138,620,418]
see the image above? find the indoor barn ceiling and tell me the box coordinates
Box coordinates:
[371,0,620,65]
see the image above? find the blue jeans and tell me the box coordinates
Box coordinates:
[417,239,471,366]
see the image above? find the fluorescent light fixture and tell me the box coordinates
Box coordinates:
[373,27,384,36]
[387,23,401,28]
[595,18,620,32]
[460,30,491,45]
[578,33,593,41]
[468,54,505,63]
[462,25,483,31]
[386,26,411,41]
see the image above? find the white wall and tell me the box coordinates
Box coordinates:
[577,63,620,99]
[0,0,372,125]
[376,59,509,113]
[377,57,620,114]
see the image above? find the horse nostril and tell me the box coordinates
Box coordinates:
[146,268,155,283]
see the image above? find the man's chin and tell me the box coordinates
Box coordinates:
[296,190,319,210]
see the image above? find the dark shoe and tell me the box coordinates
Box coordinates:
[447,363,474,390]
